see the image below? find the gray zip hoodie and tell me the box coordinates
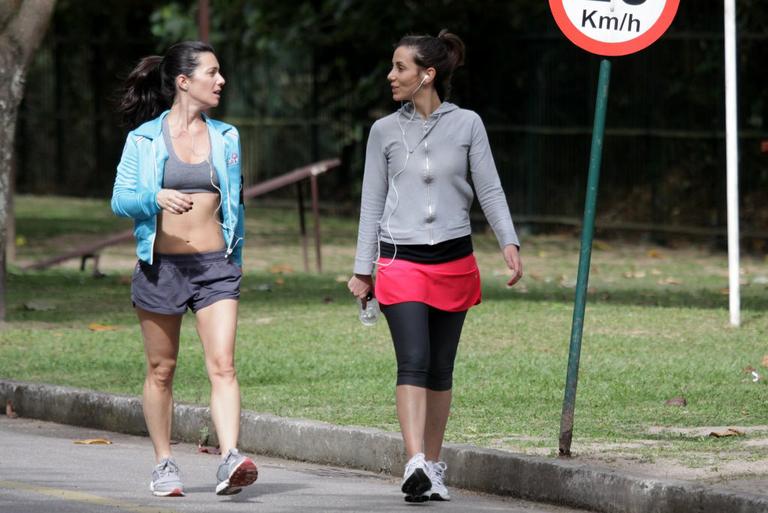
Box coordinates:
[353,101,518,275]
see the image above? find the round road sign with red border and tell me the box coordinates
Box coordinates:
[549,0,679,56]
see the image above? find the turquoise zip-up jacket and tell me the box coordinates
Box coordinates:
[111,110,245,265]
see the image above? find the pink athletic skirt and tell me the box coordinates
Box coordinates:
[374,254,481,312]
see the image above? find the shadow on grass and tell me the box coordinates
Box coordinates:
[482,285,768,311]
[6,269,766,325]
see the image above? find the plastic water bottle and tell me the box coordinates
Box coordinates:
[358,295,380,326]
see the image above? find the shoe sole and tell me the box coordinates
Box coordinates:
[401,468,431,497]
[404,493,430,503]
[150,483,184,497]
[216,457,259,496]
[429,492,450,501]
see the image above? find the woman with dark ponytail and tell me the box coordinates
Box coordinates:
[112,41,256,497]
[348,30,522,502]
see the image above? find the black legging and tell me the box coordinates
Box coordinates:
[380,302,467,391]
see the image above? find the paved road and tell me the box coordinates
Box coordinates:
[0,416,593,513]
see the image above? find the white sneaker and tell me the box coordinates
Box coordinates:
[401,452,431,502]
[424,461,450,501]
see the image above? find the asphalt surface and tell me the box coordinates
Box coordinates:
[0,417,593,513]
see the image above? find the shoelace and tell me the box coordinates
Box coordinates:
[157,458,179,477]
[404,455,426,477]
[224,449,239,466]
[430,462,447,487]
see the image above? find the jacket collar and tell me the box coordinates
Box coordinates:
[133,110,231,139]
[398,101,458,120]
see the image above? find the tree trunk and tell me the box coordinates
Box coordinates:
[0,0,58,320]
[0,56,21,321]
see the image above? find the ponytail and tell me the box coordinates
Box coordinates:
[437,29,465,71]
[116,56,168,129]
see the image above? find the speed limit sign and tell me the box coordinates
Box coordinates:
[549,0,680,56]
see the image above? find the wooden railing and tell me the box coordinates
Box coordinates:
[21,158,340,275]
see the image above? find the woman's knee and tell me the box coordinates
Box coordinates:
[146,360,177,388]
[395,350,431,385]
[207,356,237,383]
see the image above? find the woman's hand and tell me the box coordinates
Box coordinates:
[156,189,193,215]
[347,274,373,306]
[503,244,523,287]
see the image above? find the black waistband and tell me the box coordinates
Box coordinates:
[379,235,473,264]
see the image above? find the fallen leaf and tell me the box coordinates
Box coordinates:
[118,275,132,285]
[623,271,646,279]
[647,249,664,259]
[88,323,117,332]
[665,397,687,407]
[651,269,663,276]
[197,444,221,455]
[657,277,682,285]
[761,355,768,368]
[73,438,112,445]
[743,365,756,374]
[709,428,745,438]
[593,240,612,251]
[274,277,285,285]
[269,263,294,274]
[6,400,18,418]
[23,300,55,311]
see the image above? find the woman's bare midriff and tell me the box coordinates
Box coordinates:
[155,192,226,254]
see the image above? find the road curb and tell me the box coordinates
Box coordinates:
[2,379,766,513]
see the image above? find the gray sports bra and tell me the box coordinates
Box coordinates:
[162,117,220,193]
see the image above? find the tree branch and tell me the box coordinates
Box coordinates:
[6,0,56,69]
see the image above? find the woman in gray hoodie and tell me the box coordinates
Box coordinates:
[348,30,523,502]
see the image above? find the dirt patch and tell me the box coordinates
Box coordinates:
[648,425,768,437]
[491,432,768,495]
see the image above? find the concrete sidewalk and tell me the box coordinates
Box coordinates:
[2,417,582,513]
[2,379,766,513]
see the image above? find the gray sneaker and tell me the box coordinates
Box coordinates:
[150,457,184,497]
[216,448,258,495]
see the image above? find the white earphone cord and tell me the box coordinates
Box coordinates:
[374,75,439,270]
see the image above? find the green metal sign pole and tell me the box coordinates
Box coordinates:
[559,58,611,457]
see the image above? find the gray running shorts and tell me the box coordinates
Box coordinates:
[131,250,241,315]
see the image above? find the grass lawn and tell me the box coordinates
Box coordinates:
[3,195,768,476]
